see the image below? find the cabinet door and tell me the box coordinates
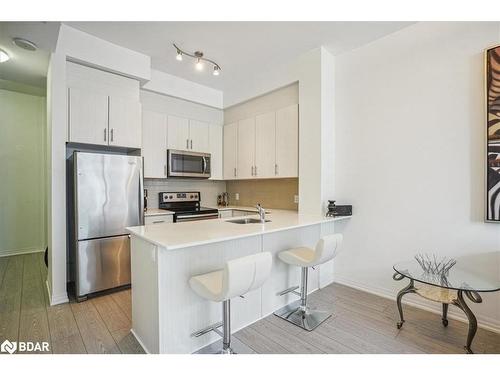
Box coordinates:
[68,87,109,146]
[144,214,173,225]
[237,117,255,179]
[255,111,276,178]
[189,120,210,153]
[276,104,299,177]
[142,110,167,178]
[108,96,142,148]
[223,123,238,179]
[167,115,190,151]
[209,124,223,180]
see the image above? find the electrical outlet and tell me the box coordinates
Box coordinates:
[294,195,299,204]
[235,193,240,201]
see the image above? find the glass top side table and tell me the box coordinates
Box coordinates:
[392,252,500,354]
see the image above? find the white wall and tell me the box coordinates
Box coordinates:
[141,90,223,124]
[0,89,46,257]
[334,22,500,331]
[224,83,298,124]
[143,69,223,109]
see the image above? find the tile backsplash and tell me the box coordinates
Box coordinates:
[226,178,298,210]
[144,179,227,209]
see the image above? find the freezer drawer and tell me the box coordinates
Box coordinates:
[76,236,131,298]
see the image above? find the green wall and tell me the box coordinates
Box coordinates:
[0,88,46,256]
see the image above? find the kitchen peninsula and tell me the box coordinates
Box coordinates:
[127,210,350,353]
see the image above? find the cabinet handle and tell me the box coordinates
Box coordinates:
[234,167,237,177]
[152,220,165,224]
[164,164,167,177]
[275,163,279,175]
[190,139,193,149]
[251,166,254,176]
[104,128,107,142]
[110,128,114,142]
[186,139,189,149]
[255,166,257,176]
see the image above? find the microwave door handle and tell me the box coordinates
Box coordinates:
[202,156,207,174]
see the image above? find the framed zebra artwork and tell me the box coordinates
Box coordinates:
[486,45,500,222]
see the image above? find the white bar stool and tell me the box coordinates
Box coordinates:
[189,252,272,354]
[274,233,343,331]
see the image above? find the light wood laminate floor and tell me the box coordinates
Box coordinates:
[1,253,498,354]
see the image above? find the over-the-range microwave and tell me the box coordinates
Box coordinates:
[167,149,211,178]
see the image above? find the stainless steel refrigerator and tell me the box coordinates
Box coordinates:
[70,151,143,301]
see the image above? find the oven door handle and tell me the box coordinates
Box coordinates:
[176,212,219,220]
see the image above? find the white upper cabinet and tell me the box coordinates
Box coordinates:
[142,110,167,178]
[255,111,276,178]
[209,124,223,180]
[189,120,210,153]
[68,88,109,146]
[109,96,142,149]
[223,122,238,179]
[275,104,299,177]
[222,103,298,180]
[237,117,256,180]
[67,62,142,149]
[167,115,190,151]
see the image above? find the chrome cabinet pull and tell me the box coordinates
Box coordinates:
[251,166,254,176]
[186,139,189,149]
[104,128,107,142]
[275,163,279,175]
[110,128,114,142]
[152,220,165,224]
[234,167,237,177]
[190,139,193,149]
[255,166,257,176]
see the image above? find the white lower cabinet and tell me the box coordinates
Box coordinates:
[142,110,167,178]
[145,215,173,225]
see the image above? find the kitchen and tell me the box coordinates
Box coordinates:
[1,13,500,368]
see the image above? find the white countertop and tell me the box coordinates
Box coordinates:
[127,210,350,250]
[144,208,174,217]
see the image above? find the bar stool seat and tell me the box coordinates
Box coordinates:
[190,270,224,302]
[278,247,316,267]
[274,234,343,331]
[190,252,272,354]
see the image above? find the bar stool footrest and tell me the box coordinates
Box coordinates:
[191,321,223,338]
[276,285,300,296]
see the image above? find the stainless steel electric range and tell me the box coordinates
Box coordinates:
[158,191,219,222]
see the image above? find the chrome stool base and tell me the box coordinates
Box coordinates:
[274,300,332,331]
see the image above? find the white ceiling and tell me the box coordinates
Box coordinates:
[0,22,60,89]
[66,22,413,92]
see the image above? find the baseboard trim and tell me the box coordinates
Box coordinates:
[130,329,150,354]
[0,247,44,258]
[333,275,500,334]
[46,279,69,305]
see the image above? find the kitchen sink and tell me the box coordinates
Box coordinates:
[226,218,271,224]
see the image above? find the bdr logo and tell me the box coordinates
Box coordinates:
[1,339,50,354]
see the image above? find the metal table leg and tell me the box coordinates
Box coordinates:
[442,303,449,327]
[393,273,416,329]
[452,290,482,354]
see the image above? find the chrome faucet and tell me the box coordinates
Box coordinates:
[256,203,266,223]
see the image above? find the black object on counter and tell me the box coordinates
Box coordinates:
[326,200,352,217]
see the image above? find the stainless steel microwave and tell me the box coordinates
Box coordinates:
[167,149,211,178]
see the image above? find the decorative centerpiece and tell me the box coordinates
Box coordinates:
[414,254,456,276]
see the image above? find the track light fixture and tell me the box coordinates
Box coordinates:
[173,43,221,76]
